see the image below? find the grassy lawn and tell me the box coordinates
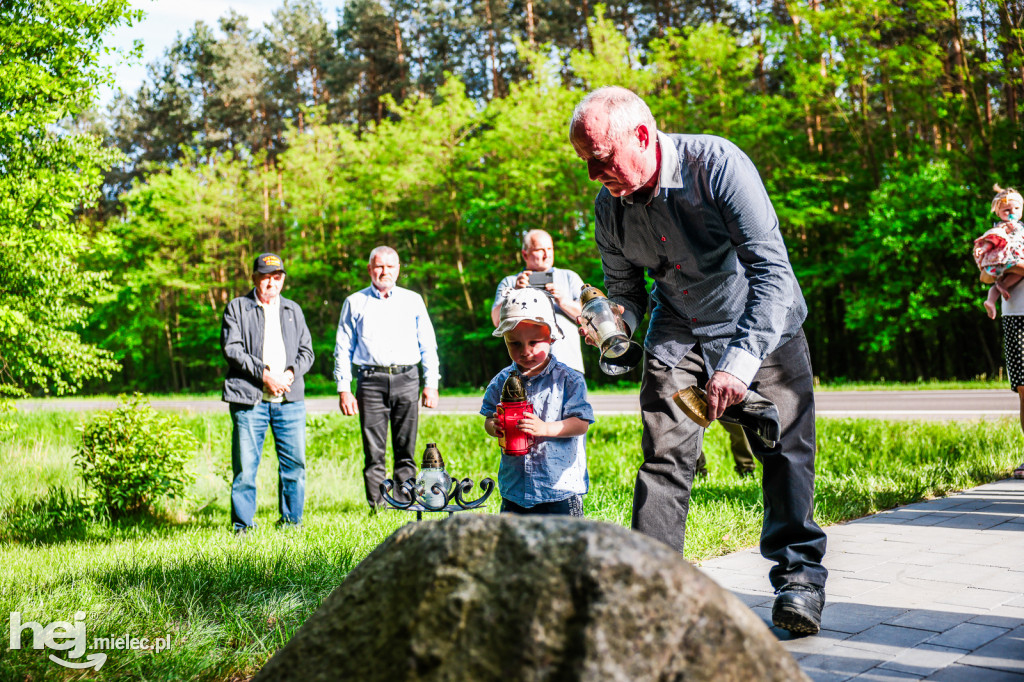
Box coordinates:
[11,376,1015,405]
[1,410,1021,680]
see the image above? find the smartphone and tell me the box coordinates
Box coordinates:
[527,270,554,287]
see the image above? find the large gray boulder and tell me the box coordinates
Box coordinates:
[256,514,808,682]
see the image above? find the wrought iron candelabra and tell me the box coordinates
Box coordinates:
[379,442,494,520]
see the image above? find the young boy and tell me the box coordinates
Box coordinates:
[481,289,594,516]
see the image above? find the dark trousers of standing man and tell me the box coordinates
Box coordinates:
[634,329,827,590]
[356,365,420,508]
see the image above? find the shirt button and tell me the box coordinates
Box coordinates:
[692,317,697,322]
[683,290,688,295]
[675,264,681,270]
[661,236,666,242]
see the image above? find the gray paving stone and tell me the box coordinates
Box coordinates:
[916,563,1007,586]
[925,664,1024,681]
[891,552,968,568]
[726,589,774,608]
[969,605,1024,630]
[928,542,1003,556]
[807,669,859,682]
[985,502,1024,515]
[950,549,1024,569]
[878,644,965,676]
[800,644,894,679]
[926,622,1010,650]
[937,587,1020,610]
[841,624,936,655]
[778,628,855,656]
[827,552,893,574]
[935,514,1021,531]
[885,609,974,632]
[954,625,1024,674]
[826,575,892,598]
[823,602,908,634]
[851,669,925,681]
[858,514,915,525]
[859,580,970,609]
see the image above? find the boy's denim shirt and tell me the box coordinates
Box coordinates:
[480,357,594,507]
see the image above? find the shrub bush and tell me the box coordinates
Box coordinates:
[75,394,198,515]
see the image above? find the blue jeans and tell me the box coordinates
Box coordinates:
[230,400,306,530]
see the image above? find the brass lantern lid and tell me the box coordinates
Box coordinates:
[501,370,527,402]
[421,442,445,469]
[579,283,608,306]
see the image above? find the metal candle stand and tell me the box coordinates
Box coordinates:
[379,476,495,520]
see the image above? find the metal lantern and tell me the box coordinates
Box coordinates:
[495,371,533,456]
[579,284,644,375]
[413,442,453,508]
[379,442,494,519]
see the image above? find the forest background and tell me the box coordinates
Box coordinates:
[3,0,1024,400]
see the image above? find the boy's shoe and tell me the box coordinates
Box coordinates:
[772,583,824,635]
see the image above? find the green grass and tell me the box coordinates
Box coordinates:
[0,410,1021,680]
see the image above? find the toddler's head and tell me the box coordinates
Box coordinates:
[992,185,1023,223]
[494,290,564,376]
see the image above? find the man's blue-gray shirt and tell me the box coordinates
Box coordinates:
[594,131,807,384]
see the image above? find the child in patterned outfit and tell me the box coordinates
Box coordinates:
[481,288,594,516]
[974,186,1024,319]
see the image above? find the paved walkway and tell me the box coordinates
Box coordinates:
[699,478,1024,681]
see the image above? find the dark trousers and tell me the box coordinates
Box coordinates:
[501,496,584,517]
[696,421,755,475]
[356,366,420,507]
[634,329,827,589]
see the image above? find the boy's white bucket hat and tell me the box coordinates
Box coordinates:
[493,289,564,339]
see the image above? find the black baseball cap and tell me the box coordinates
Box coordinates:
[253,253,286,274]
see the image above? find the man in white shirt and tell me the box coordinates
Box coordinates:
[491,229,586,373]
[221,253,315,535]
[334,246,440,509]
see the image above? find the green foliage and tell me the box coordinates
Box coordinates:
[80,0,1024,391]
[1,408,1022,678]
[0,0,138,397]
[74,395,199,515]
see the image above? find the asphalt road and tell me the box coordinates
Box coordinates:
[15,389,1022,421]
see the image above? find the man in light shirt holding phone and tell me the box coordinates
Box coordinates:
[491,230,586,374]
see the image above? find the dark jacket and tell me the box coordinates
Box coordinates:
[221,290,315,405]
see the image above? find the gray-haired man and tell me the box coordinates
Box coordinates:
[334,246,440,509]
[570,86,827,635]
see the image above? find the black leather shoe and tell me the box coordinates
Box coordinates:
[772,583,824,635]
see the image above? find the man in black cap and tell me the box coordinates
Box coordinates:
[221,253,314,535]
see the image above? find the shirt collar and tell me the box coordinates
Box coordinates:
[253,291,281,311]
[370,285,396,300]
[513,355,557,383]
[621,131,679,206]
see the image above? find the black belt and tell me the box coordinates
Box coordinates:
[357,364,417,375]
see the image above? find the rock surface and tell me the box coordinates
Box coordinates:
[255,514,808,682]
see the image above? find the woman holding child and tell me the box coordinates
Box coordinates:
[973,185,1024,479]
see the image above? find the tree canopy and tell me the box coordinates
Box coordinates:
[0,0,140,399]
[56,0,1024,390]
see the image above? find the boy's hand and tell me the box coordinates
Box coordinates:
[517,412,550,437]
[486,413,504,438]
